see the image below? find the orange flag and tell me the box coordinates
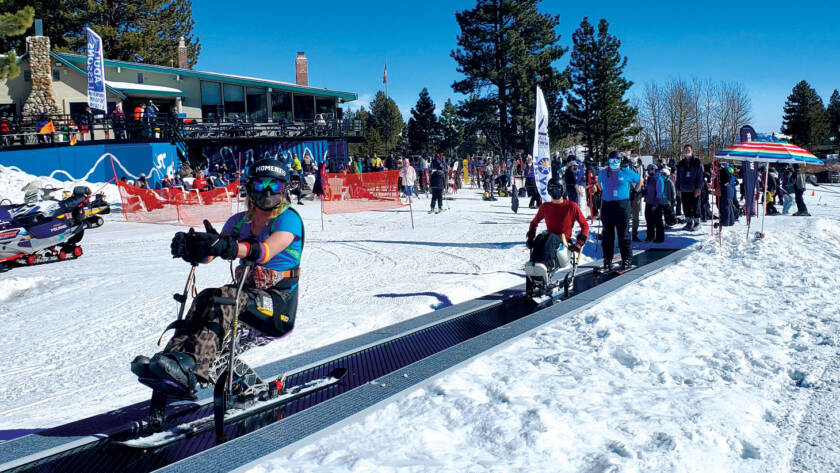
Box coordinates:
[39,120,55,134]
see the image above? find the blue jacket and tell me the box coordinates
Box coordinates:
[676,157,704,193]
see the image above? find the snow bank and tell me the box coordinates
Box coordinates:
[0,164,120,205]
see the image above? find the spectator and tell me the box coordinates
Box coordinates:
[144,101,158,137]
[111,103,126,140]
[525,155,541,209]
[136,173,150,189]
[643,164,665,243]
[676,144,704,231]
[661,167,677,228]
[780,167,794,215]
[429,159,446,213]
[292,154,302,172]
[563,161,579,205]
[192,172,207,191]
[792,164,810,216]
[400,158,417,203]
[629,156,645,241]
[716,162,734,227]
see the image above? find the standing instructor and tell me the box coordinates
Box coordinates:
[596,151,642,272]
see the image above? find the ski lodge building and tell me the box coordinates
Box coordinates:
[0,35,357,121]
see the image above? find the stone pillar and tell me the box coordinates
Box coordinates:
[22,36,61,117]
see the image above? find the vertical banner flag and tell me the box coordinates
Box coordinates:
[86,27,107,112]
[532,86,552,203]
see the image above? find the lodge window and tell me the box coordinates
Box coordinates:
[200,80,222,120]
[293,94,314,121]
[137,73,144,84]
[223,84,245,121]
[271,91,292,121]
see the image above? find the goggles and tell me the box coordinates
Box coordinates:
[252,178,284,194]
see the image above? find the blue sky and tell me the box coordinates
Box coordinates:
[192,0,840,134]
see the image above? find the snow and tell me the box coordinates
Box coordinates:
[2,162,840,472]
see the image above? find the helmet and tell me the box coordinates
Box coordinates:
[547,178,565,200]
[646,164,657,171]
[660,167,670,176]
[608,151,623,169]
[247,159,290,210]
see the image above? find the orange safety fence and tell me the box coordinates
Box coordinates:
[321,170,407,215]
[117,180,240,226]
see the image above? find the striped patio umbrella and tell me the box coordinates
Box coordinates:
[714,141,824,165]
[715,141,822,239]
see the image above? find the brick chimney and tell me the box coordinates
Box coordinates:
[177,37,188,69]
[295,52,308,86]
[22,36,60,117]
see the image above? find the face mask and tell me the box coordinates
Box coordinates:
[609,160,620,170]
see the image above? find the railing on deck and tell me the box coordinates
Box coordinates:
[0,114,362,149]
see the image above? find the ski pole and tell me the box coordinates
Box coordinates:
[157,263,197,345]
[227,261,253,396]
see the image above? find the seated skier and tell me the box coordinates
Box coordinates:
[526,178,589,271]
[131,158,304,396]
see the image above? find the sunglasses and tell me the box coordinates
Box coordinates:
[252,178,283,193]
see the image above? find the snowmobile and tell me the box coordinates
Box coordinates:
[523,233,581,299]
[0,186,109,270]
[126,261,346,448]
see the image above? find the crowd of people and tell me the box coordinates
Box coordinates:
[522,144,816,274]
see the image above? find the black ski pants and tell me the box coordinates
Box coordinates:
[644,204,664,242]
[601,199,632,263]
[794,189,808,214]
[681,191,700,219]
[431,188,443,210]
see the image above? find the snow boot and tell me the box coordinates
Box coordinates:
[620,259,633,271]
[602,260,613,273]
[428,209,434,214]
[681,221,693,231]
[435,208,441,214]
[130,355,154,379]
[148,351,198,397]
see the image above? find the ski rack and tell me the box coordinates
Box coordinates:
[0,246,697,473]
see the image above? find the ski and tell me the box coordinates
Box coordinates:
[118,367,347,449]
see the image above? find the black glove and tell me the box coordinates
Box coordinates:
[171,220,238,264]
[569,232,587,253]
[526,229,536,249]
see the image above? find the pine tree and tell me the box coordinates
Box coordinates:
[781,81,829,151]
[407,88,438,154]
[368,91,404,153]
[451,0,567,156]
[0,1,86,55]
[564,18,638,162]
[0,5,33,79]
[63,0,200,67]
[827,89,840,150]
[439,99,464,157]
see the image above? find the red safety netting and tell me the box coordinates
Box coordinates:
[117,180,240,226]
[321,170,407,215]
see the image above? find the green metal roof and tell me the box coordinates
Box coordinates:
[55,53,357,102]
[50,52,127,100]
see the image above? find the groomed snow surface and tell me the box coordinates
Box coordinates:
[1,164,839,472]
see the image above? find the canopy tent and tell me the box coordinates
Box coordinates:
[715,141,824,239]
